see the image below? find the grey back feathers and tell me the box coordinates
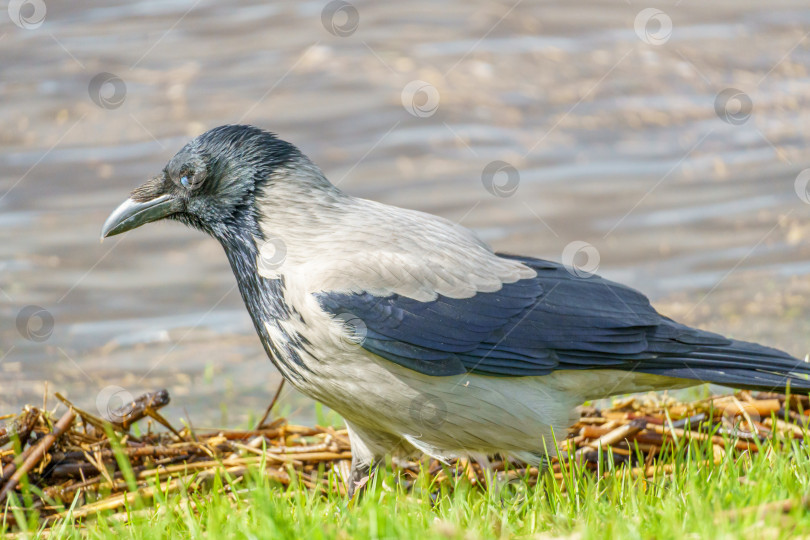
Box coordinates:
[254,170,535,301]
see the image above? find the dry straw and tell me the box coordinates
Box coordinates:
[1,386,809,532]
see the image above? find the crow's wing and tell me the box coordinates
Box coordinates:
[317,254,810,392]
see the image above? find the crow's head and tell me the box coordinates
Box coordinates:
[101,124,306,242]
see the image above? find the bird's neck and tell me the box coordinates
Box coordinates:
[213,156,346,376]
[218,227,296,369]
[222,231,287,314]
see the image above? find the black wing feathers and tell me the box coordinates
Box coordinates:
[316,255,810,391]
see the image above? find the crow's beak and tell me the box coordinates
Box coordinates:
[101,193,178,240]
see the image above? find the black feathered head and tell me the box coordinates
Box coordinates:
[102,124,302,241]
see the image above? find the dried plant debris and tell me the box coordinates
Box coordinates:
[1,388,809,531]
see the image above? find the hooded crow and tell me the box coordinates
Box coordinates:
[102,124,810,494]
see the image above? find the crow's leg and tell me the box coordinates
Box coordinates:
[344,422,401,499]
[348,457,377,499]
[494,453,549,501]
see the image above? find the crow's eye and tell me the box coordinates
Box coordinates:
[180,175,190,188]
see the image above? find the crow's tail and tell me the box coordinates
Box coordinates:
[639,334,810,393]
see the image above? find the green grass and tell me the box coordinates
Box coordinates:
[4,432,810,539]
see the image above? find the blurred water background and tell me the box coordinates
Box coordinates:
[1,0,809,427]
